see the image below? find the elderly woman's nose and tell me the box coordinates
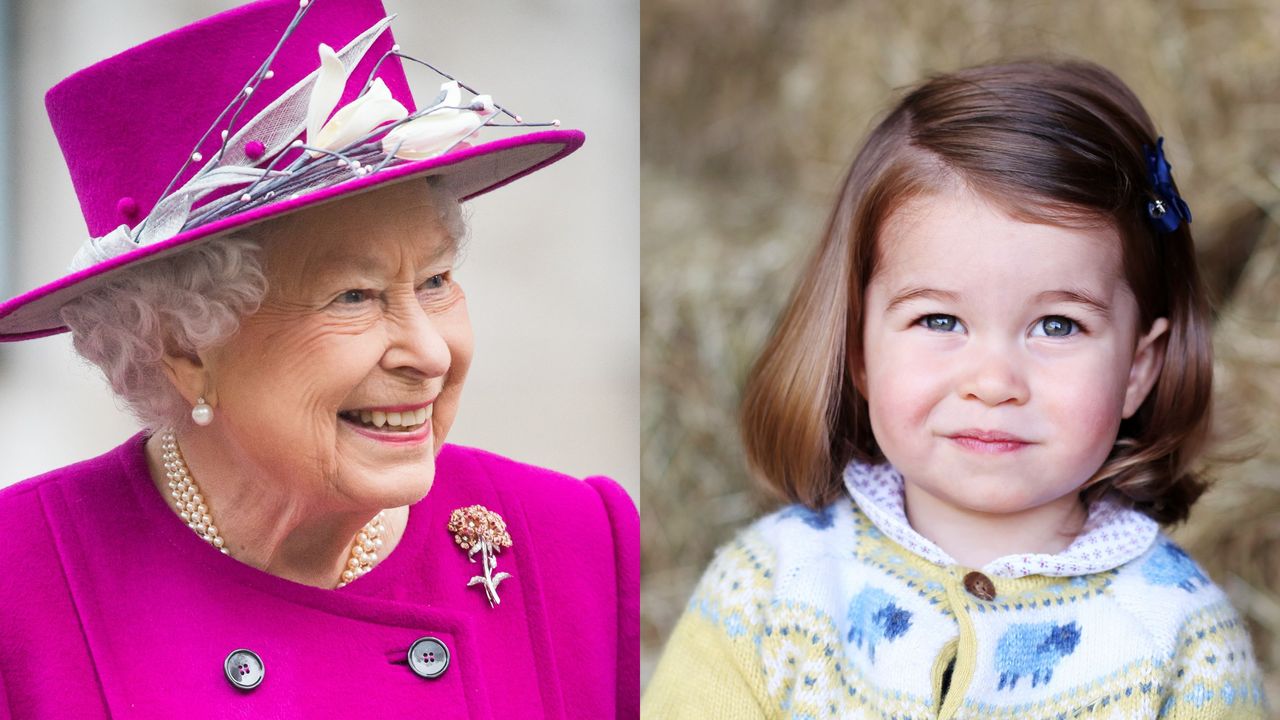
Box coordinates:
[955,340,1030,406]
[382,300,452,378]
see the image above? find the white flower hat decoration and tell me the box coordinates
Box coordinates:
[0,0,582,341]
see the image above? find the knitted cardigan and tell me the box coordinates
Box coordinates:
[644,462,1267,719]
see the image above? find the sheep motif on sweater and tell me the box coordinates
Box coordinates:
[643,461,1268,719]
[1143,540,1211,593]
[994,621,1081,690]
[846,586,913,663]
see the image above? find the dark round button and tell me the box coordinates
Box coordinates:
[224,648,264,690]
[407,637,450,679]
[963,571,997,601]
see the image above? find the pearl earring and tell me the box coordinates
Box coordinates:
[191,397,214,426]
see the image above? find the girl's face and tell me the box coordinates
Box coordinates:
[861,184,1167,522]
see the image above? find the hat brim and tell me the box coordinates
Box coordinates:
[0,129,584,342]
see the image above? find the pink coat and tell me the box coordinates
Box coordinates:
[0,432,638,718]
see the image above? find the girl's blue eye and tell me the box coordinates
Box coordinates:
[920,314,962,333]
[1035,316,1077,337]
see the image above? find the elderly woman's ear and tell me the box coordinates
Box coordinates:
[160,334,215,410]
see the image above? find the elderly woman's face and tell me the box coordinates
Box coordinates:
[201,181,472,508]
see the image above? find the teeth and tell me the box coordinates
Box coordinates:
[342,405,433,430]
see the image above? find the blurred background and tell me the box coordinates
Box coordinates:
[641,0,1280,699]
[0,0,638,498]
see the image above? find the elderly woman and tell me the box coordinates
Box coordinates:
[0,0,637,717]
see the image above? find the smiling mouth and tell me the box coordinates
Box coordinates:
[338,406,432,433]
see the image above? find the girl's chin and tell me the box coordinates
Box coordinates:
[948,487,1079,519]
[905,474,1061,517]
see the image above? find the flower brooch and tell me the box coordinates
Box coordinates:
[1144,136,1192,234]
[448,505,513,607]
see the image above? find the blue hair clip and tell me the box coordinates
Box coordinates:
[1144,137,1192,234]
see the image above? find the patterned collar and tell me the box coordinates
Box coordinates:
[842,461,1159,578]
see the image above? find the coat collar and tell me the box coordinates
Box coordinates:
[842,461,1159,578]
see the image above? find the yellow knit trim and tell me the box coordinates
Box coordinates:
[930,637,958,712]
[939,575,978,719]
[848,504,1117,611]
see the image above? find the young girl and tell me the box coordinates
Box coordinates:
[643,60,1267,719]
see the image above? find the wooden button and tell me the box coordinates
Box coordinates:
[963,571,997,601]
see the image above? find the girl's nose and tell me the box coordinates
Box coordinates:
[956,342,1030,407]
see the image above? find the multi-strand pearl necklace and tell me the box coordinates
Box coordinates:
[159,430,387,589]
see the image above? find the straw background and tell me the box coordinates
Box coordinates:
[641,0,1280,700]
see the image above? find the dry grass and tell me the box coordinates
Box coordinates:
[641,0,1280,696]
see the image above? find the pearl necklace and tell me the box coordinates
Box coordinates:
[159,430,387,589]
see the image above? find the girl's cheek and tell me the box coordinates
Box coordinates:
[866,341,948,427]
[1034,354,1127,449]
[1060,392,1124,471]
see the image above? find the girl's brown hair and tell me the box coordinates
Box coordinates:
[740,59,1212,524]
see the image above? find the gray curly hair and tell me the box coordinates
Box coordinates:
[59,180,467,431]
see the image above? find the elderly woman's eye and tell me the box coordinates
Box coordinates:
[418,274,449,292]
[336,289,372,304]
[1034,315,1079,337]
[918,314,963,333]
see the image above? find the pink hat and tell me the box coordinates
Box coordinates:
[0,0,584,341]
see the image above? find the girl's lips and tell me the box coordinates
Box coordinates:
[338,413,433,445]
[947,430,1034,453]
[949,428,1029,443]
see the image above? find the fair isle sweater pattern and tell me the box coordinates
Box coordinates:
[684,465,1267,719]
